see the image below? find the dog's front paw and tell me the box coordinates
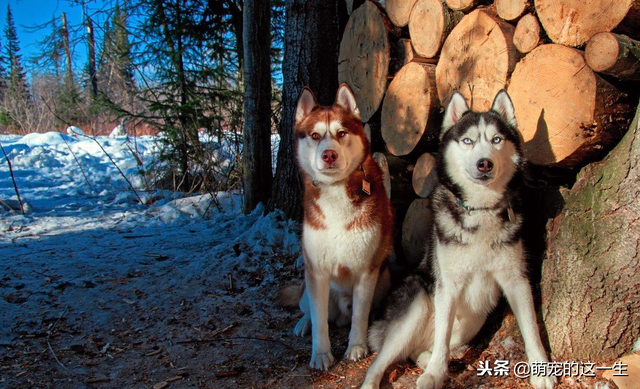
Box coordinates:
[309,351,335,371]
[416,372,445,389]
[345,344,369,361]
[530,374,557,389]
[294,315,311,337]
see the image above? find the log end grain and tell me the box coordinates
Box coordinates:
[381,62,438,156]
[338,1,392,123]
[535,0,636,47]
[495,0,529,21]
[386,0,418,27]
[409,0,463,58]
[436,8,517,111]
[513,13,541,54]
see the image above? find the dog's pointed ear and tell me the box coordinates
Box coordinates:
[296,87,318,124]
[335,83,361,119]
[491,89,517,128]
[442,91,469,134]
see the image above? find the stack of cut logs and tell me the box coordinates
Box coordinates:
[338,0,640,266]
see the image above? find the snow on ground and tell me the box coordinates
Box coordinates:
[0,132,313,388]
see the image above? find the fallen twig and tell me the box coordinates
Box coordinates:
[46,306,96,389]
[0,140,25,214]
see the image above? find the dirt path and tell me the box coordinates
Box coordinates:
[0,210,613,389]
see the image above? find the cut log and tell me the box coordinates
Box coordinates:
[508,44,632,167]
[444,0,483,12]
[541,103,640,360]
[535,0,640,48]
[412,153,437,198]
[495,0,530,21]
[338,1,401,122]
[381,62,439,156]
[585,32,640,80]
[386,0,418,27]
[409,0,464,58]
[401,198,433,268]
[435,8,518,111]
[513,13,541,54]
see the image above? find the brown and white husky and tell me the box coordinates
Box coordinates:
[291,84,394,370]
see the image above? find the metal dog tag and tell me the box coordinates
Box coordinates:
[362,179,371,195]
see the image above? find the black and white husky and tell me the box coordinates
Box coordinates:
[360,90,557,389]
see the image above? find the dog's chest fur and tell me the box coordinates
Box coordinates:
[303,183,381,277]
[432,186,525,312]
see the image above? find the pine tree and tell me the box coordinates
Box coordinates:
[3,5,29,101]
[98,1,135,106]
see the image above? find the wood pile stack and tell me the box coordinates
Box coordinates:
[338,0,640,267]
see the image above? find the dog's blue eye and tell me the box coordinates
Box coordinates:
[492,136,502,144]
[462,138,473,145]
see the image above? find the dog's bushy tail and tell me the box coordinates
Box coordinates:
[277,283,304,308]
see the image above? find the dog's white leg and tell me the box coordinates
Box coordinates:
[494,268,557,389]
[361,293,430,389]
[306,267,334,370]
[294,287,311,336]
[346,270,377,361]
[417,280,459,389]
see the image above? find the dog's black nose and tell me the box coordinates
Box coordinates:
[322,149,338,163]
[477,159,493,173]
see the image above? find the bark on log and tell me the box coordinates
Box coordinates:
[495,0,530,21]
[386,0,418,27]
[412,152,437,198]
[508,44,632,167]
[541,103,640,361]
[401,198,433,268]
[381,62,439,156]
[535,0,640,47]
[513,13,541,54]
[338,0,400,122]
[585,32,640,80]
[409,0,464,58]
[372,152,392,200]
[435,8,518,110]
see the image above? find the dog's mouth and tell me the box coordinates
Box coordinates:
[467,171,495,184]
[318,164,342,174]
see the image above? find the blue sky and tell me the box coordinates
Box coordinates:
[0,0,107,70]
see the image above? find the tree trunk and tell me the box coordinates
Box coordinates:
[381,62,439,156]
[243,0,272,213]
[535,0,640,47]
[435,7,518,111]
[409,0,463,59]
[541,103,640,361]
[508,44,632,167]
[61,12,74,85]
[86,16,98,100]
[513,13,541,54]
[585,32,640,80]
[338,0,400,123]
[268,0,346,220]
